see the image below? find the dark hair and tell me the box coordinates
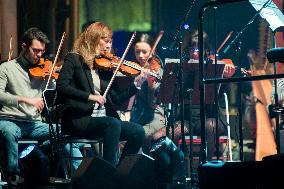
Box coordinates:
[181,29,211,59]
[182,29,209,49]
[22,27,49,47]
[134,33,155,47]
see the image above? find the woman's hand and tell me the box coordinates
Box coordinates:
[134,68,151,89]
[223,64,236,78]
[88,94,106,106]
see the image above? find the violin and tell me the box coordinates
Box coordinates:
[146,55,162,73]
[94,52,161,80]
[29,58,59,80]
[207,54,233,65]
[28,32,66,82]
[207,55,252,76]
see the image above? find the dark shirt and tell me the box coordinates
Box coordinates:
[56,52,138,132]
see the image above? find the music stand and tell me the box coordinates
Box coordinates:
[158,60,225,105]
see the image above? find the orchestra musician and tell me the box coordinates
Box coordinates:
[127,33,165,153]
[127,29,236,158]
[182,29,235,77]
[182,28,236,160]
[0,27,67,187]
[56,22,146,166]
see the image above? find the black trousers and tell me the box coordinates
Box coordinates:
[120,121,145,161]
[70,116,145,165]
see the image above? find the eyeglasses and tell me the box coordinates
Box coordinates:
[30,47,46,54]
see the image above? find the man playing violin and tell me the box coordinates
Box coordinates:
[0,27,56,187]
[56,22,146,166]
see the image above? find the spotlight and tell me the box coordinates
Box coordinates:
[150,136,187,189]
[19,144,35,159]
[183,23,190,30]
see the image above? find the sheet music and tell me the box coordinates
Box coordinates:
[249,0,284,32]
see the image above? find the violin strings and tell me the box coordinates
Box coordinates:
[115,60,159,79]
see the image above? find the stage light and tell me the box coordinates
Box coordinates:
[150,136,187,188]
[183,23,190,30]
[19,144,35,159]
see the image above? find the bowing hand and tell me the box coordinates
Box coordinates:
[134,68,151,88]
[88,94,106,106]
[223,64,236,78]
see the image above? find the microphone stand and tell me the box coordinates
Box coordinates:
[186,88,194,185]
[168,0,198,51]
[167,0,198,181]
[212,7,221,161]
[236,42,244,161]
[223,0,272,54]
[166,74,179,141]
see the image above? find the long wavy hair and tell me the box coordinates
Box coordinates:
[72,22,113,68]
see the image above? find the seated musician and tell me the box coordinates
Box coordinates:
[152,29,236,161]
[56,22,146,166]
[125,33,165,154]
[186,29,236,160]
[0,27,65,187]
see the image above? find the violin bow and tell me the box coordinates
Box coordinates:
[145,30,164,64]
[217,31,233,54]
[44,32,66,91]
[8,35,13,61]
[103,32,137,98]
